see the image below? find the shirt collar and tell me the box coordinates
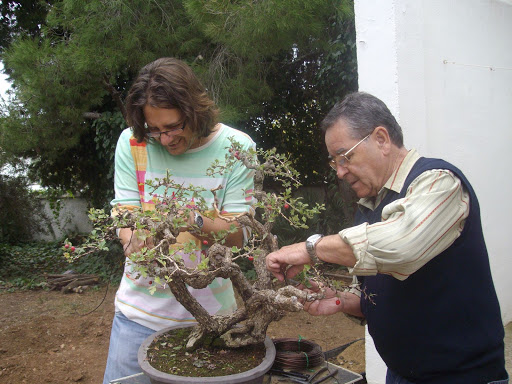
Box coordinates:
[358,149,420,210]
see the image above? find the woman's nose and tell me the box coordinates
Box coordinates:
[159,132,176,145]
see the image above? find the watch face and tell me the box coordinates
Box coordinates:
[306,234,322,253]
[307,234,321,245]
[195,213,204,228]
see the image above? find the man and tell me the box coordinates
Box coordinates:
[266,92,508,383]
[103,58,255,383]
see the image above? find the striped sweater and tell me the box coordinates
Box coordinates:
[111,125,255,331]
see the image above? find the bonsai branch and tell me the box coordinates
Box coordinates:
[66,140,335,350]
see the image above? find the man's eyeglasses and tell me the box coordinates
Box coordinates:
[328,133,371,171]
[145,120,186,139]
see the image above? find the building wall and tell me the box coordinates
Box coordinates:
[354,0,512,382]
[32,197,93,241]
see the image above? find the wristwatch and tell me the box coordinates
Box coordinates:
[193,212,204,230]
[306,234,324,265]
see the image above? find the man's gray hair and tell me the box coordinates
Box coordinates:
[321,92,404,147]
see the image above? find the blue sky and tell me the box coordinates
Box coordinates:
[0,63,11,100]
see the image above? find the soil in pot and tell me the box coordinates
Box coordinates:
[146,327,266,377]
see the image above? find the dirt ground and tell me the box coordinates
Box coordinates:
[0,286,365,384]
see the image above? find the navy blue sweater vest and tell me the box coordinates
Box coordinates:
[356,157,506,383]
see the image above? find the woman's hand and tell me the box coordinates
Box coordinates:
[120,228,154,257]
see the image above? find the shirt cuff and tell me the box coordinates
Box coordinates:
[339,223,378,276]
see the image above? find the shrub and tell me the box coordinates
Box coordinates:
[0,174,50,243]
[0,239,124,289]
[0,241,69,288]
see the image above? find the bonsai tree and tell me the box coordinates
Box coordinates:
[64,139,329,350]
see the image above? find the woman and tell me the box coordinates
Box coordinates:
[103,58,256,383]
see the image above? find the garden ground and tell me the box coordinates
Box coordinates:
[0,286,366,384]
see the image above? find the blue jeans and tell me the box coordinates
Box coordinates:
[386,369,509,384]
[103,311,155,384]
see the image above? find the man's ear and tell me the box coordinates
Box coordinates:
[373,126,392,153]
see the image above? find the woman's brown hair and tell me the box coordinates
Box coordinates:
[125,57,219,142]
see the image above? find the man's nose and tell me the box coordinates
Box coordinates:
[337,165,349,179]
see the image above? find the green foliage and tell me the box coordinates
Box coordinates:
[91,111,128,207]
[0,239,124,290]
[0,0,357,204]
[59,139,355,348]
[184,0,355,122]
[321,173,357,231]
[0,174,50,243]
[270,183,355,247]
[0,241,68,289]
[68,238,125,284]
[234,255,257,281]
[244,12,358,186]
[0,0,54,53]
[19,110,127,208]
[1,0,200,159]
[1,0,198,203]
[185,0,339,57]
[66,143,325,286]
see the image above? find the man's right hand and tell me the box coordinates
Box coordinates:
[265,242,312,282]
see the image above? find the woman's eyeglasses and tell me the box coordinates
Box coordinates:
[145,120,186,139]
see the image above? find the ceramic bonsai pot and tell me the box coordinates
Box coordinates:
[138,324,276,384]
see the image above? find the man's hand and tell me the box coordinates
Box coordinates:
[303,296,343,316]
[265,242,312,282]
[304,288,364,318]
[298,282,341,316]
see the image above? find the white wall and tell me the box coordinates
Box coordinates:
[32,197,93,241]
[354,0,512,382]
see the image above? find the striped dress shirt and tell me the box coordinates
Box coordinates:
[341,149,470,281]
